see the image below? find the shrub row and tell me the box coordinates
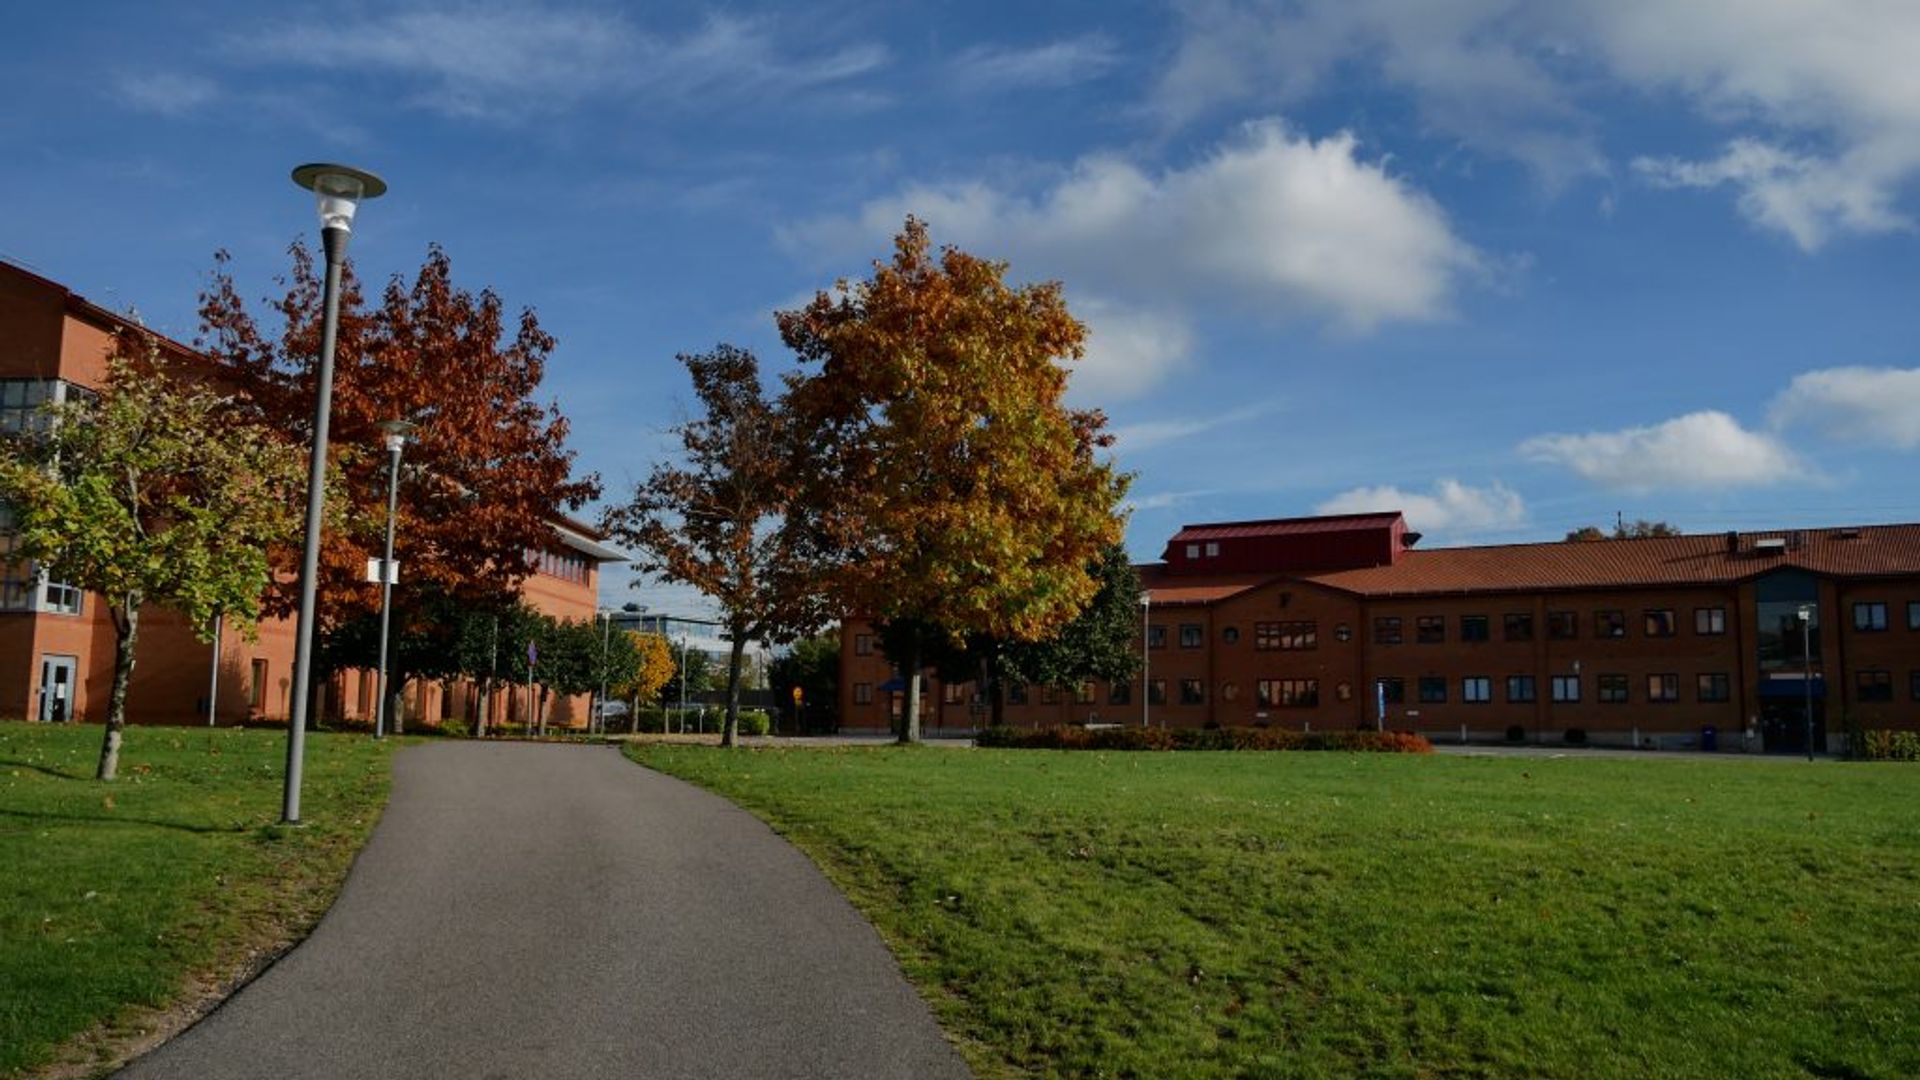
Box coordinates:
[976,725,1432,753]
[1859,729,1920,762]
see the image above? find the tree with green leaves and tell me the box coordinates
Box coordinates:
[997,543,1143,722]
[779,218,1129,742]
[1566,519,1682,541]
[602,345,828,747]
[0,346,305,779]
[770,632,841,733]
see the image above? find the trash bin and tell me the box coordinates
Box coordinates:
[1699,725,1718,752]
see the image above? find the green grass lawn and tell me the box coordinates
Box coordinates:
[629,744,1920,1079]
[0,722,393,1077]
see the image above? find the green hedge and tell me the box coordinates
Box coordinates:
[1859,729,1920,761]
[736,709,771,736]
[976,725,1433,753]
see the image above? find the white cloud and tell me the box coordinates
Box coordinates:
[114,72,218,115]
[1315,479,1527,534]
[1771,366,1920,449]
[783,122,1485,337]
[227,9,887,120]
[1520,411,1803,492]
[1154,1,1920,246]
[1071,301,1196,403]
[1108,400,1280,452]
[950,35,1119,91]
[1126,489,1219,513]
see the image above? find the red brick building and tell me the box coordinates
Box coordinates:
[839,512,1920,751]
[0,259,621,729]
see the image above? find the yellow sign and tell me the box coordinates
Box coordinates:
[791,686,803,704]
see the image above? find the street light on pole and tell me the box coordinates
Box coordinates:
[1798,604,1816,761]
[283,163,385,826]
[372,418,417,740]
[596,607,612,735]
[1139,592,1151,728]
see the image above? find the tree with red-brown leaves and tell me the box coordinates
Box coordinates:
[197,243,599,723]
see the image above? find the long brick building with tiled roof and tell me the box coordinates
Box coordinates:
[838,513,1920,752]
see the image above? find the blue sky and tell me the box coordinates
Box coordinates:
[5,1,1919,617]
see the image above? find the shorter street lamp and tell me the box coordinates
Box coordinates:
[1139,592,1152,728]
[595,607,613,735]
[372,419,417,740]
[1797,604,1816,761]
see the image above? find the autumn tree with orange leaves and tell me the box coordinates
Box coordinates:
[779,218,1129,743]
[197,243,598,722]
[602,345,827,747]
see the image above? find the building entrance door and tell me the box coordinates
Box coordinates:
[1760,698,1825,755]
[38,655,77,723]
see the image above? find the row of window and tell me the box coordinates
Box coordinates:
[1852,601,1920,632]
[852,671,1920,708]
[525,546,591,585]
[1377,608,1727,644]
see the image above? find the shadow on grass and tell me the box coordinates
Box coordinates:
[0,807,249,835]
[0,757,92,781]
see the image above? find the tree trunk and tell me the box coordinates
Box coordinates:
[721,633,748,748]
[476,678,491,738]
[97,596,140,781]
[536,685,548,736]
[900,639,923,745]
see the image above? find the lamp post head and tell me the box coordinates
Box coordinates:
[1797,604,1814,622]
[1139,593,1151,609]
[376,418,418,453]
[292,163,387,234]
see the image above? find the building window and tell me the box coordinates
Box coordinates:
[42,581,83,615]
[1373,617,1402,645]
[1504,613,1533,642]
[1909,601,1920,630]
[1598,674,1630,704]
[1148,679,1167,705]
[1179,623,1203,648]
[1334,623,1352,642]
[1596,610,1626,638]
[1463,676,1491,703]
[1179,678,1205,705]
[1853,602,1889,632]
[1148,624,1167,649]
[1551,675,1580,703]
[1336,682,1352,702]
[1008,683,1028,705]
[1259,679,1318,707]
[1279,621,1316,650]
[853,682,873,705]
[1109,682,1131,705]
[1222,626,1240,645]
[1185,543,1200,559]
[1911,671,1920,702]
[1695,607,1727,635]
[943,683,966,705]
[0,378,57,435]
[1857,670,1893,702]
[1644,609,1676,637]
[1698,673,1730,703]
[1547,611,1578,640]
[1647,673,1680,703]
[250,659,268,710]
[1460,616,1490,642]
[1378,677,1405,704]
[1041,685,1060,705]
[1205,541,1219,557]
[1074,682,1096,705]
[1418,676,1447,704]
[854,633,873,655]
[1415,616,1445,644]
[1218,681,1238,703]
[1506,675,1536,703]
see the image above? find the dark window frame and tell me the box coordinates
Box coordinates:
[1695,607,1727,635]
[1503,613,1534,642]
[1462,676,1492,703]
[1597,673,1630,704]
[1506,674,1536,703]
[1460,615,1490,642]
[1644,609,1677,638]
[1417,676,1447,704]
[1646,673,1680,703]
[1373,616,1403,645]
[1596,610,1627,639]
[1853,602,1889,632]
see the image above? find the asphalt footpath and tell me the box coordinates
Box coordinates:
[118,741,971,1079]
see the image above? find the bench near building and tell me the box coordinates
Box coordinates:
[0,258,623,730]
[838,512,1920,752]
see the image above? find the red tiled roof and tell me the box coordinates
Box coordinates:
[1305,525,1920,597]
[1138,565,1270,605]
[1168,512,1402,543]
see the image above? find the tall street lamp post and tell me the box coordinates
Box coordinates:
[283,163,385,825]
[1798,604,1816,762]
[373,419,417,740]
[1139,592,1151,728]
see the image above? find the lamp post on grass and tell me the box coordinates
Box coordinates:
[1798,604,1816,761]
[595,607,613,734]
[372,419,417,740]
[283,162,385,826]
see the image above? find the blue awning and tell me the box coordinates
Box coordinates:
[1758,676,1825,699]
